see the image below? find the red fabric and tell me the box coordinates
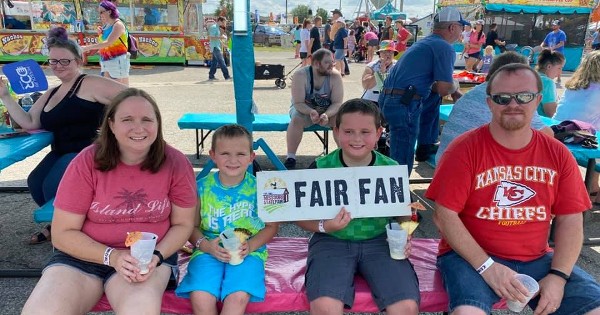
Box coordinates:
[426,127,591,261]
[453,70,485,83]
[395,28,411,52]
[92,237,507,313]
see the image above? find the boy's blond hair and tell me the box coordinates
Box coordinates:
[211,124,253,152]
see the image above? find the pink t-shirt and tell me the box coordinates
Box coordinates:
[364,31,378,41]
[425,126,590,261]
[467,30,486,54]
[54,144,197,249]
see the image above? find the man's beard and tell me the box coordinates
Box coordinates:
[316,66,331,76]
[499,112,528,131]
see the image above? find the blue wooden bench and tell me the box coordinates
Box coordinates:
[177,113,330,159]
[33,198,54,223]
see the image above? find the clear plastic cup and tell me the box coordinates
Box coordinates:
[386,222,408,260]
[220,229,243,265]
[130,232,158,274]
[507,273,540,313]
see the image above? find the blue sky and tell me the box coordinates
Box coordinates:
[202,0,436,20]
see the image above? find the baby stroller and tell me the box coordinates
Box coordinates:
[353,44,367,63]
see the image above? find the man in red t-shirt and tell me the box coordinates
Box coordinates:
[426,63,600,315]
[393,19,413,59]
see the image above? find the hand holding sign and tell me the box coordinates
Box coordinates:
[325,207,352,232]
[2,59,48,94]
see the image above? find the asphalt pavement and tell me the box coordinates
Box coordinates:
[0,50,598,315]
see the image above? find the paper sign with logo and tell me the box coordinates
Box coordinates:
[2,59,48,94]
[257,165,411,222]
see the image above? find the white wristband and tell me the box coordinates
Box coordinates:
[477,257,494,275]
[318,220,326,233]
[195,236,206,249]
[103,247,114,266]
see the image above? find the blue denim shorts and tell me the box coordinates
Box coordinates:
[45,250,178,284]
[101,54,130,79]
[334,49,345,60]
[437,250,600,315]
[305,233,420,311]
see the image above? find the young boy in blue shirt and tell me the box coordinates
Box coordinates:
[176,124,279,315]
[297,98,420,314]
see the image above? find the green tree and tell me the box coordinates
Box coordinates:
[291,4,310,24]
[213,0,233,22]
[316,8,328,22]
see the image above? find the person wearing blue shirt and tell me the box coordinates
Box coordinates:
[592,28,600,50]
[378,7,466,174]
[208,17,231,81]
[541,20,567,54]
[541,20,566,87]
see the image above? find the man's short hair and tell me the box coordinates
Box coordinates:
[486,63,543,95]
[485,51,528,81]
[335,99,382,129]
[314,16,322,22]
[312,48,332,63]
[490,23,497,29]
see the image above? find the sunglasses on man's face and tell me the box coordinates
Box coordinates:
[488,92,539,105]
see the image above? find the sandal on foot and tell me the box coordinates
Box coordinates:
[29,224,51,245]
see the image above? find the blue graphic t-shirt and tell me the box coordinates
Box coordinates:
[192,172,267,261]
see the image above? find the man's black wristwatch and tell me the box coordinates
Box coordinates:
[153,250,164,267]
[549,268,570,281]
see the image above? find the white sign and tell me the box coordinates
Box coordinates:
[257,165,411,222]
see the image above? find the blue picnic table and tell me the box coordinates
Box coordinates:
[0,131,53,191]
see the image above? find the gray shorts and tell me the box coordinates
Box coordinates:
[289,104,335,128]
[367,39,379,47]
[305,233,420,311]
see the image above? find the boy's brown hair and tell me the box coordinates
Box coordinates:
[335,98,383,129]
[210,124,253,152]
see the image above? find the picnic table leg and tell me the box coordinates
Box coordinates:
[195,129,200,159]
[254,138,286,170]
[585,158,595,192]
[312,131,329,156]
[324,131,329,155]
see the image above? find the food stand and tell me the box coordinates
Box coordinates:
[0,0,188,64]
[439,0,594,71]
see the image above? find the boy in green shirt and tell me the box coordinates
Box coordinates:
[296,99,420,314]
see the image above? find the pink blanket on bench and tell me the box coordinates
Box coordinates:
[92,237,506,313]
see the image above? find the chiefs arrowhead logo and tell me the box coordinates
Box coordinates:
[493,180,535,207]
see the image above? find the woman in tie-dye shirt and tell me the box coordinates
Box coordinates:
[82,1,130,86]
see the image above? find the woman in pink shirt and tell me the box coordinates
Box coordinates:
[363,27,379,63]
[465,20,486,72]
[22,88,197,314]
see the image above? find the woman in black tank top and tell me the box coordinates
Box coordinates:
[0,27,126,244]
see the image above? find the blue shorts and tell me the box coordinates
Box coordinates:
[334,49,345,60]
[45,250,178,284]
[175,253,265,302]
[305,233,420,311]
[437,250,600,315]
